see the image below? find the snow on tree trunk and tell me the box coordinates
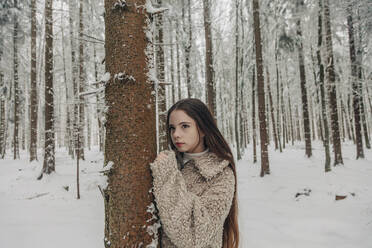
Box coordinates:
[203,0,216,119]
[296,0,312,158]
[317,0,331,172]
[347,3,364,159]
[155,0,167,152]
[252,0,270,176]
[103,0,158,247]
[323,0,343,165]
[78,0,85,160]
[30,0,38,162]
[13,0,19,160]
[39,0,55,179]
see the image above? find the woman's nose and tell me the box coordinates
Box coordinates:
[173,128,180,138]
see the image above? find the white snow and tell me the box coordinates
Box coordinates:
[0,141,371,247]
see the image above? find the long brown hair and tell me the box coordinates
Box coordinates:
[166,98,239,248]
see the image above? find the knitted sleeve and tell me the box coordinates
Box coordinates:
[150,150,235,248]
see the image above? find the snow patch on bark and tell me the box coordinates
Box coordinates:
[145,202,161,248]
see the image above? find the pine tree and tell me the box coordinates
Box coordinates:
[39,0,55,179]
[253,0,270,176]
[30,0,38,162]
[103,0,158,246]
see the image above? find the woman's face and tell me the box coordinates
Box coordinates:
[169,110,205,153]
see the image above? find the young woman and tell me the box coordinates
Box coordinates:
[150,98,239,248]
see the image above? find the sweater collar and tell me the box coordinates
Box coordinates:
[191,152,230,180]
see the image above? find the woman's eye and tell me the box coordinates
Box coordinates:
[169,127,175,131]
[182,124,189,129]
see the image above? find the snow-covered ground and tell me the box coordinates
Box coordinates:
[0,142,371,248]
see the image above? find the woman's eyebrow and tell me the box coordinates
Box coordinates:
[169,121,192,126]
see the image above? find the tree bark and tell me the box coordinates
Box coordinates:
[296,0,312,157]
[13,0,20,160]
[317,0,331,171]
[69,0,77,159]
[346,4,363,158]
[78,0,85,160]
[323,0,343,165]
[175,19,182,101]
[30,0,38,161]
[39,0,55,179]
[252,67,257,163]
[104,0,158,246]
[0,26,5,156]
[266,67,278,151]
[357,11,371,149]
[252,0,270,176]
[235,0,241,160]
[155,0,167,152]
[203,0,216,119]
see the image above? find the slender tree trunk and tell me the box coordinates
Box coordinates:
[203,0,216,118]
[169,21,175,104]
[13,0,20,160]
[78,0,85,160]
[280,75,286,149]
[182,0,192,98]
[155,0,167,152]
[235,0,241,160]
[69,0,77,159]
[175,20,182,101]
[324,0,343,165]
[0,26,5,157]
[252,67,257,163]
[30,0,38,161]
[253,0,270,176]
[39,0,55,179]
[104,0,157,246]
[317,0,331,171]
[356,14,371,149]
[275,51,282,152]
[93,43,104,152]
[296,0,312,157]
[266,67,278,150]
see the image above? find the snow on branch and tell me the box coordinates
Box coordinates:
[145,1,169,14]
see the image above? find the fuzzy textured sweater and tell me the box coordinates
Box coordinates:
[150,150,235,248]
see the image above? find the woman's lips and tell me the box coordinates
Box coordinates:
[175,143,184,147]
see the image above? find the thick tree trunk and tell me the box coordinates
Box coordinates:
[104,0,158,246]
[203,0,216,118]
[296,0,312,157]
[39,0,55,179]
[323,0,343,165]
[30,0,38,161]
[253,0,270,176]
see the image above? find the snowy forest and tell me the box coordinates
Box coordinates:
[0,0,371,247]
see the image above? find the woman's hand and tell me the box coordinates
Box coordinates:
[154,151,169,163]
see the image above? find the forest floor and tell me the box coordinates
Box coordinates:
[0,141,371,248]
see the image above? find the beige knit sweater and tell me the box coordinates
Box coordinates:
[150,150,235,248]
